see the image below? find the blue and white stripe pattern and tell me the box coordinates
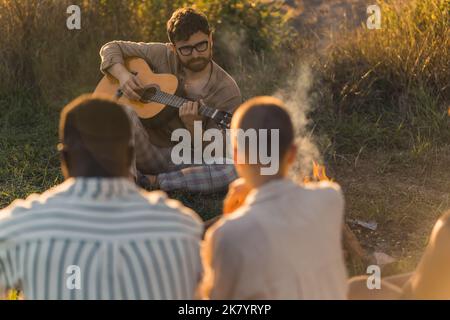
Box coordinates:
[0,177,203,299]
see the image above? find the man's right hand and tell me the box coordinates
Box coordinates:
[118,72,145,101]
[106,63,145,101]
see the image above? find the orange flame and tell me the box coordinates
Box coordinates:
[303,161,331,184]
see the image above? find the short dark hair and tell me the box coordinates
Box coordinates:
[167,7,210,43]
[232,96,295,160]
[60,95,131,147]
[59,95,132,176]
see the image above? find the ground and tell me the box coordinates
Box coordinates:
[331,147,450,275]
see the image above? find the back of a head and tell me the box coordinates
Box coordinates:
[59,95,132,177]
[231,96,295,167]
[167,7,210,43]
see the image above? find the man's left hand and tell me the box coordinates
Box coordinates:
[223,178,252,215]
[179,100,203,131]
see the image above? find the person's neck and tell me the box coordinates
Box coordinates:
[67,169,129,179]
[183,61,212,81]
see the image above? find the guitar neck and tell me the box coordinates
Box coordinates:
[151,90,218,119]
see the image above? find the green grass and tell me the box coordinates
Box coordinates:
[0,94,62,208]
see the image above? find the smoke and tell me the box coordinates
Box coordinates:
[274,63,321,181]
[218,27,247,57]
[215,23,323,181]
[215,26,248,72]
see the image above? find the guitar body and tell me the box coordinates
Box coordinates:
[94,58,178,120]
[93,57,232,138]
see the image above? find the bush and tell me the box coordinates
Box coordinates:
[310,0,450,154]
[317,0,449,114]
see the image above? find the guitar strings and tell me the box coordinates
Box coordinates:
[153,89,216,117]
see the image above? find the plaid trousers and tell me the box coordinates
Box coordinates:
[125,106,237,193]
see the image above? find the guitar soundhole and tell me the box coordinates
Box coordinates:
[140,85,158,103]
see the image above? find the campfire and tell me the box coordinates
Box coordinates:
[303,161,331,183]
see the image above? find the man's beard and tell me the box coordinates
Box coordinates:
[178,52,212,72]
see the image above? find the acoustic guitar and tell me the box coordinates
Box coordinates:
[93,57,232,129]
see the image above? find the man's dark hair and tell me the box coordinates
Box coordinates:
[232,96,295,161]
[167,7,210,43]
[59,95,132,177]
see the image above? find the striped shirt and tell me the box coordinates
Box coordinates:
[0,177,203,300]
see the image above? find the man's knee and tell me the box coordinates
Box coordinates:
[211,163,238,190]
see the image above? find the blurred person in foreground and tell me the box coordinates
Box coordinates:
[348,108,450,300]
[199,96,348,299]
[0,95,203,299]
[348,210,450,300]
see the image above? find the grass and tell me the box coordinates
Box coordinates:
[0,94,62,209]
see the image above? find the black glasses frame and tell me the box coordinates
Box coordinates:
[176,40,209,56]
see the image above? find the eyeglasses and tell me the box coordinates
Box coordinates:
[176,40,209,56]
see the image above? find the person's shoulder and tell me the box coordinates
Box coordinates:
[0,191,48,223]
[300,180,345,212]
[302,180,343,199]
[211,62,241,94]
[0,180,75,220]
[303,180,342,191]
[147,42,171,50]
[141,189,203,228]
[439,210,450,225]
[144,42,171,55]
[115,41,171,62]
[206,207,259,247]
[433,210,450,245]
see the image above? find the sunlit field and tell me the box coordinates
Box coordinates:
[0,0,449,298]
